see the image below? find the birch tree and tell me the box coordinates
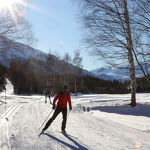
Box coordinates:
[0,2,34,57]
[77,0,150,106]
[73,51,83,96]
[61,52,72,84]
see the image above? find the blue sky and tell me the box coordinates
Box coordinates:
[25,0,103,71]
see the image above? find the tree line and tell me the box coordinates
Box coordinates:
[1,56,150,94]
[8,53,129,95]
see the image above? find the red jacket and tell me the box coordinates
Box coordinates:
[53,92,72,108]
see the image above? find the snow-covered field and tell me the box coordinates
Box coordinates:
[0,82,150,150]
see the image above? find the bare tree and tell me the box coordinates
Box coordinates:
[129,0,150,83]
[76,0,150,106]
[0,3,35,57]
[45,51,56,86]
[61,52,72,84]
[73,50,83,95]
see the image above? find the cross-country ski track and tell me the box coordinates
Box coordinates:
[0,102,22,150]
[0,94,150,150]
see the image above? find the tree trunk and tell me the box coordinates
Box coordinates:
[124,0,137,106]
[128,50,137,106]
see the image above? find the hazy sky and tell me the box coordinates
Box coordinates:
[25,0,103,71]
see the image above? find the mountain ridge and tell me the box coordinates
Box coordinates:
[91,64,150,82]
[0,36,97,78]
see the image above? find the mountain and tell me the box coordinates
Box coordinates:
[0,36,47,67]
[0,36,96,77]
[2,36,149,82]
[91,64,150,82]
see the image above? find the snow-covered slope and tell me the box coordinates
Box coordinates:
[5,79,14,94]
[0,93,150,150]
[91,67,130,81]
[0,79,14,95]
[0,36,96,77]
[91,64,150,81]
[0,36,46,67]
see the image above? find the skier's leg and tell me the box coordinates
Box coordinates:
[49,95,53,104]
[43,107,60,131]
[48,94,51,104]
[45,93,47,103]
[61,108,67,131]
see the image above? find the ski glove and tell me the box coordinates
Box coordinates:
[52,105,55,110]
[70,106,72,111]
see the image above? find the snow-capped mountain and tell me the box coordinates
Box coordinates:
[0,36,97,77]
[91,64,150,82]
[91,67,130,81]
[0,36,47,67]
[2,36,149,81]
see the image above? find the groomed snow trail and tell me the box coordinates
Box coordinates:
[0,94,150,150]
[0,103,22,150]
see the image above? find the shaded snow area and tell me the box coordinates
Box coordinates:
[1,79,14,95]
[0,93,150,150]
[5,79,14,95]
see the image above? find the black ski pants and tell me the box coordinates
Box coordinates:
[43,107,67,131]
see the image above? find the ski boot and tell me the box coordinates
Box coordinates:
[61,130,67,135]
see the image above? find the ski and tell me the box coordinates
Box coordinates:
[61,131,67,135]
[39,130,45,137]
[39,132,42,137]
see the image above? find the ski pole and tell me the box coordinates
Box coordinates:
[49,96,53,105]
[39,109,53,130]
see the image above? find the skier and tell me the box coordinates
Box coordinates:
[44,85,53,103]
[40,85,72,135]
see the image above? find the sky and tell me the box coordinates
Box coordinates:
[24,0,103,71]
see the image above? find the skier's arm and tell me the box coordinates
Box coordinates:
[68,94,72,110]
[53,93,60,106]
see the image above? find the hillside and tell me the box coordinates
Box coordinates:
[91,64,150,82]
[0,36,47,67]
[0,36,97,78]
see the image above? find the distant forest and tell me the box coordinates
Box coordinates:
[0,58,149,94]
[8,57,129,94]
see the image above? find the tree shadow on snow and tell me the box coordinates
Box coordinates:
[43,133,88,150]
[91,103,150,118]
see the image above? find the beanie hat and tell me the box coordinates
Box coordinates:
[63,85,69,89]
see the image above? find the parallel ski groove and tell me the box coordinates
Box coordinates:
[0,103,22,150]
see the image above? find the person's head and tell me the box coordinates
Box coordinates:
[63,85,69,92]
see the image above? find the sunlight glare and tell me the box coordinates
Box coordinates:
[0,0,16,10]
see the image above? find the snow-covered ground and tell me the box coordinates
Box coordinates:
[0,87,150,149]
